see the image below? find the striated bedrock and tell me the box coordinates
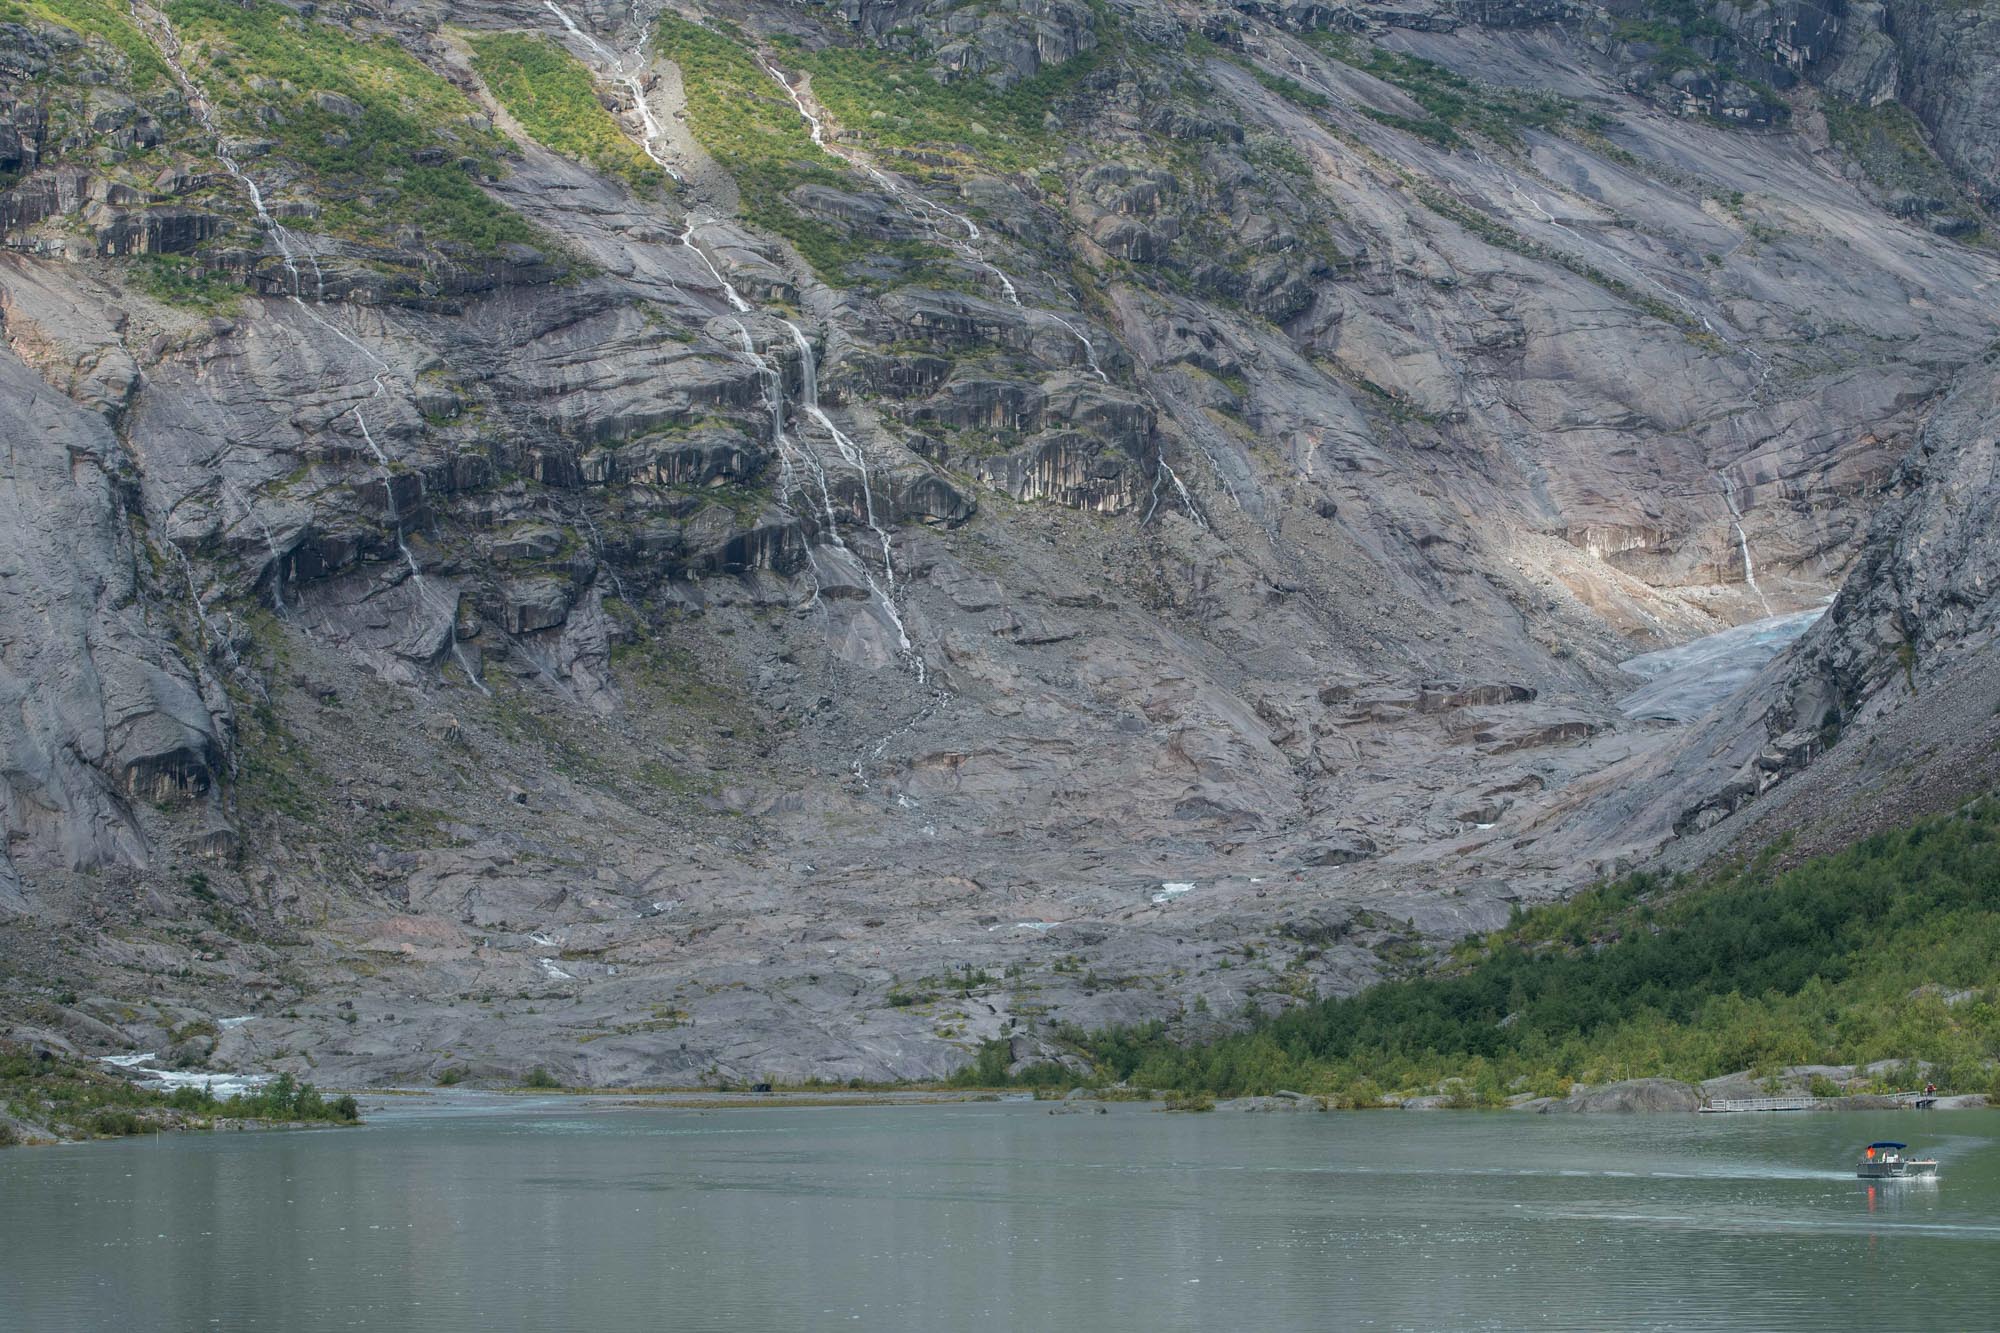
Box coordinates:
[0,342,227,906]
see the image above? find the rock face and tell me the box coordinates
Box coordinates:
[1878,0,2000,206]
[1532,353,2000,873]
[0,0,1996,1085]
[1215,1093,1325,1112]
[1541,1079,1702,1113]
[0,326,227,907]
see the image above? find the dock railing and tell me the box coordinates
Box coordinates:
[1699,1095,1826,1113]
[1698,1091,1940,1113]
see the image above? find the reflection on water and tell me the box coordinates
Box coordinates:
[1619,608,1825,722]
[2,1103,1995,1331]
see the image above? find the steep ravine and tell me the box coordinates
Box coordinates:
[0,0,1995,1084]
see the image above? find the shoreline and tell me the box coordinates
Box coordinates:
[341,1083,1996,1120]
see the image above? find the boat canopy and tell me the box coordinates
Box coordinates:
[1866,1142,1908,1150]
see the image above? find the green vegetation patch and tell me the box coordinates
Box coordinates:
[466,31,664,192]
[1823,96,1984,229]
[130,254,245,314]
[1327,43,1573,150]
[165,0,536,254]
[652,15,850,272]
[1243,63,1328,111]
[652,16,953,283]
[1,1046,359,1142]
[1083,798,2000,1105]
[782,37,1099,173]
[0,0,173,88]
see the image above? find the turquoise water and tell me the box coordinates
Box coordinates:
[2,1100,1995,1330]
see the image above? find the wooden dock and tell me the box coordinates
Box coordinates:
[1699,1095,1826,1113]
[1698,1091,1940,1113]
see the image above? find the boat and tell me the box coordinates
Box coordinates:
[1855,1141,1939,1179]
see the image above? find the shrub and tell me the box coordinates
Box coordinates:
[1163,1090,1214,1112]
[522,1066,562,1089]
[165,0,538,255]
[88,1109,147,1137]
[130,256,245,314]
[468,32,664,191]
[1082,797,2000,1100]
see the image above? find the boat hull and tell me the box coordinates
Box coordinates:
[1857,1160,1939,1179]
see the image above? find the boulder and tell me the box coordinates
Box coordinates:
[1540,1078,1700,1113]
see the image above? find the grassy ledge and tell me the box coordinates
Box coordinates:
[165,0,535,255]
[779,35,1098,175]
[0,0,173,88]
[466,31,665,193]
[651,15,955,284]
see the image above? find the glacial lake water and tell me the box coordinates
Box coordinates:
[3,1098,1997,1331]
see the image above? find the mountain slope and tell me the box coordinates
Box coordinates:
[0,0,1995,1084]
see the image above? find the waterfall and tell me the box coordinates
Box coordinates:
[544,1,681,181]
[781,322,920,679]
[729,318,825,606]
[680,215,920,681]
[133,1,499,694]
[679,218,751,312]
[760,56,1111,359]
[759,51,1201,547]
[544,1,618,64]
[1717,472,1773,616]
[223,481,288,615]
[130,0,317,300]
[782,321,896,590]
[357,402,493,697]
[571,498,628,602]
[169,542,223,655]
[1048,315,1107,382]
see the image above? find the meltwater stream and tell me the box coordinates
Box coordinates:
[6,1100,1996,1331]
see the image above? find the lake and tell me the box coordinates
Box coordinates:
[3,1098,1996,1330]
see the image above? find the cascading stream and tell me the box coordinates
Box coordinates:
[134,0,490,694]
[544,0,681,181]
[679,218,750,312]
[130,0,312,299]
[757,59,1112,378]
[676,215,923,683]
[781,321,922,681]
[781,321,895,589]
[1717,471,1774,616]
[754,53,1209,541]
[729,318,825,607]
